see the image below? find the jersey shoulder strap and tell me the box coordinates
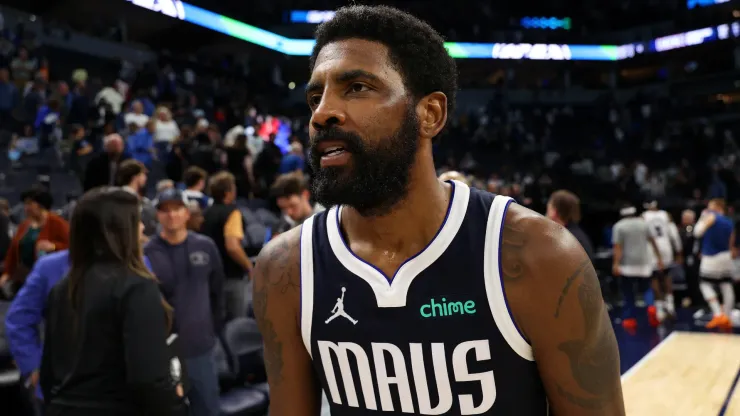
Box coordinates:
[482,194,533,361]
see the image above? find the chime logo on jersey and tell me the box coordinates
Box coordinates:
[317,339,496,415]
[420,297,477,318]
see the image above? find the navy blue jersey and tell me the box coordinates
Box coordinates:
[299,181,548,415]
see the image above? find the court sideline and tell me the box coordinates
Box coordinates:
[621,331,740,415]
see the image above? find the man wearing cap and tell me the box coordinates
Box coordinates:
[144,188,225,416]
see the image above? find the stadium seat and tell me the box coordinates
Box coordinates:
[240,208,259,226]
[245,223,267,249]
[215,337,268,415]
[254,209,279,229]
[222,318,267,385]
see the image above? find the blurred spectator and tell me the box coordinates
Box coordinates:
[145,189,224,416]
[156,179,175,194]
[439,170,470,185]
[201,172,253,320]
[224,134,255,198]
[277,141,305,175]
[127,120,156,169]
[116,160,157,236]
[270,173,323,239]
[68,124,93,186]
[253,133,282,197]
[0,67,18,128]
[154,106,180,160]
[186,201,204,232]
[94,80,125,115]
[10,47,36,89]
[182,167,213,210]
[546,190,594,260]
[0,198,10,264]
[124,100,150,129]
[83,133,130,191]
[1,185,69,293]
[39,188,185,415]
[21,78,45,126]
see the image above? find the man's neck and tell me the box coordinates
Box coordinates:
[123,185,139,197]
[341,154,449,256]
[160,229,188,245]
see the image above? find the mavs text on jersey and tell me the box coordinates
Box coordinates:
[299,181,548,415]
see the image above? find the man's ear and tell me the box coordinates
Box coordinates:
[416,92,447,141]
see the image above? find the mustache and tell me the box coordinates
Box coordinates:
[309,127,364,154]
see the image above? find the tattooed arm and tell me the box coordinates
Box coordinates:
[252,227,321,416]
[501,204,625,415]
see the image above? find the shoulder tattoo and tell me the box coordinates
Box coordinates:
[252,234,300,385]
[556,260,621,409]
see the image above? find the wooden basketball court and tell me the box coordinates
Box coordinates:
[621,331,740,415]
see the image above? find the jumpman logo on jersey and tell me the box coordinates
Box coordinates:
[325,287,358,325]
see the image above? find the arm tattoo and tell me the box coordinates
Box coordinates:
[554,259,589,318]
[556,263,620,408]
[253,236,301,386]
[500,223,528,281]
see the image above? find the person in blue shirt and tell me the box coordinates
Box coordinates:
[694,198,736,330]
[277,141,305,174]
[126,120,156,169]
[5,224,153,402]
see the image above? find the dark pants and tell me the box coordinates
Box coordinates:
[155,142,171,164]
[621,275,652,320]
[184,346,219,416]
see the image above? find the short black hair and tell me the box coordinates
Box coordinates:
[21,184,53,210]
[310,5,457,117]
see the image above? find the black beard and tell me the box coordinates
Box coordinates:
[309,105,419,217]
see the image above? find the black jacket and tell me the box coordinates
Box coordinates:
[82,152,131,192]
[202,204,245,279]
[40,263,185,416]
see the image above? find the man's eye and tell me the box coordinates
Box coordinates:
[349,83,370,93]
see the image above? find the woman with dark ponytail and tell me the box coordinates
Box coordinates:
[40,187,186,416]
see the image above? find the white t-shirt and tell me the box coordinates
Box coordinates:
[642,209,681,268]
[154,120,180,143]
[124,112,149,129]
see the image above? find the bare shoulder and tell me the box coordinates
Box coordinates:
[499,202,598,337]
[501,204,623,414]
[500,203,589,287]
[252,226,303,384]
[252,225,302,342]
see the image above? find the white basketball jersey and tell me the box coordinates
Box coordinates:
[642,210,677,267]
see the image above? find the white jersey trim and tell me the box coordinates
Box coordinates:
[300,216,316,358]
[483,195,534,361]
[326,180,470,308]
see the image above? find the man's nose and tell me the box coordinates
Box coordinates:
[311,95,347,131]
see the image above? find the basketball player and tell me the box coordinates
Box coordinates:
[642,201,682,321]
[694,199,736,329]
[253,5,624,416]
[612,206,664,329]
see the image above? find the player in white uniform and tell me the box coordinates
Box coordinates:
[642,201,682,322]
